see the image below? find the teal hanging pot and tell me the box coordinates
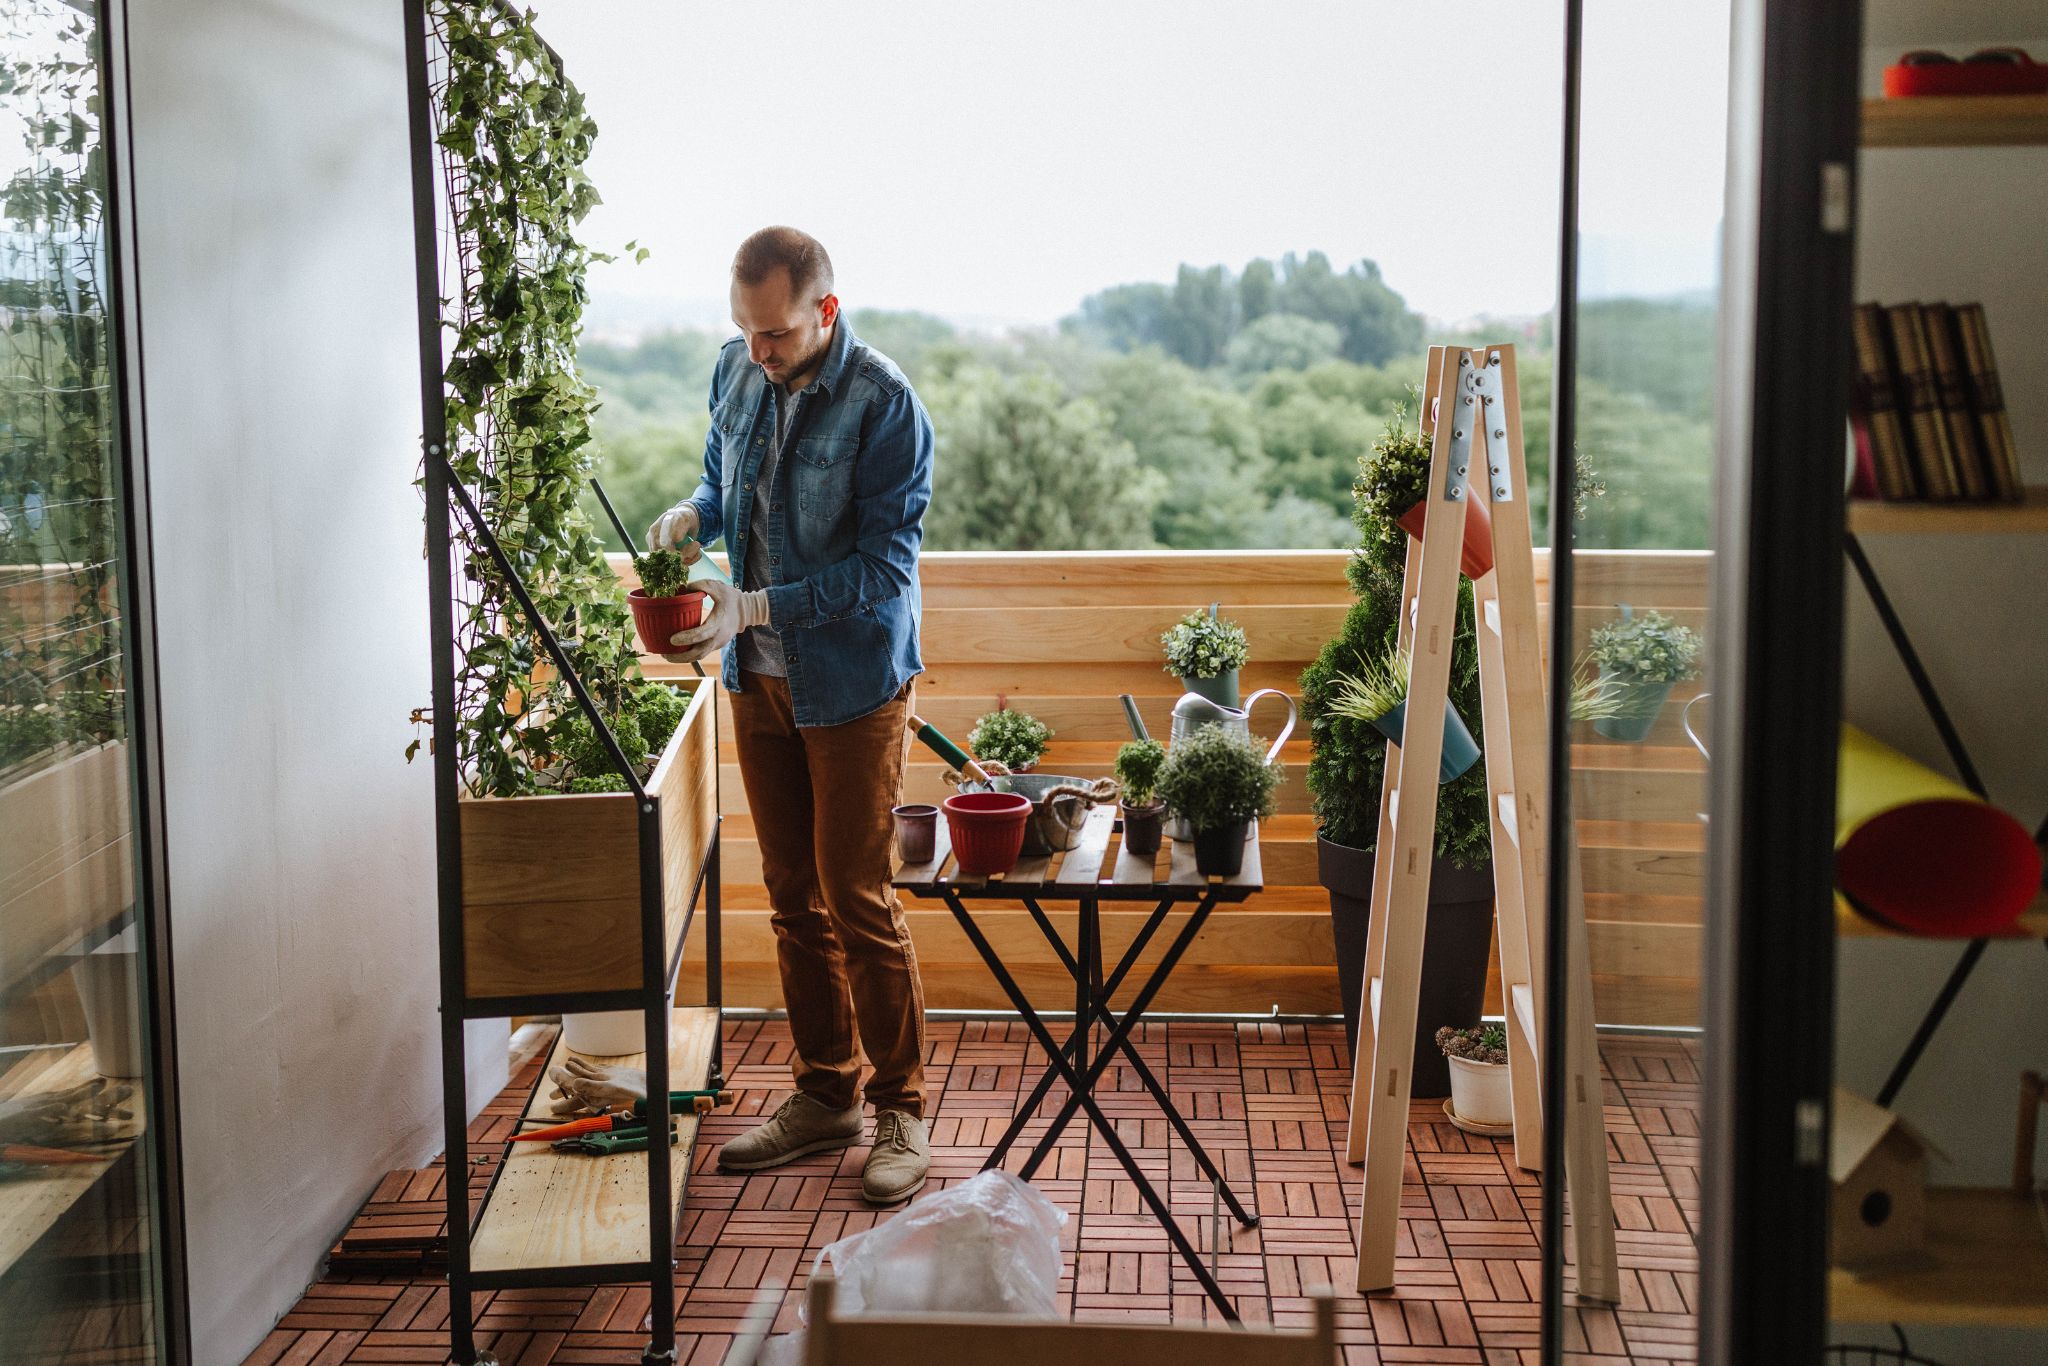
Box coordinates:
[1368,698,1481,783]
[1592,670,1677,743]
[1179,669,1240,709]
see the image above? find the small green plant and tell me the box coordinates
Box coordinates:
[1353,401,1432,578]
[1588,609,1703,684]
[970,707,1052,771]
[1325,644,1410,726]
[632,682,688,754]
[1113,739,1167,808]
[1161,607,1249,680]
[553,708,648,785]
[1155,725,1281,834]
[1568,657,1627,723]
[637,548,691,599]
[1435,1023,1508,1066]
[567,773,630,794]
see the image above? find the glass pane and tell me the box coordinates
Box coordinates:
[0,1,165,1359]
[1549,0,1729,1346]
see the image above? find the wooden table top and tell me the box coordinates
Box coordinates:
[893,804,1263,900]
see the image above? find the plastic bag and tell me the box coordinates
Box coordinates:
[816,1169,1066,1317]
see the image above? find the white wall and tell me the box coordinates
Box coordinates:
[125,3,504,1361]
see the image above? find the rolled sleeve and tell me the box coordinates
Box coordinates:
[766,386,933,631]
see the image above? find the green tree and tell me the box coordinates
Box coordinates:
[1225,313,1343,377]
[848,307,956,384]
[1162,263,1238,369]
[922,367,1161,550]
[578,419,708,551]
[1086,349,1269,548]
[1267,251,1424,365]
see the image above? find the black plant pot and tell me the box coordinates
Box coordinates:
[1120,801,1163,858]
[1318,834,1495,1098]
[1191,821,1250,877]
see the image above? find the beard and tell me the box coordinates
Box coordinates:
[769,327,832,387]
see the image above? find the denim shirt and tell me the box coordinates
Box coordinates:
[686,321,933,727]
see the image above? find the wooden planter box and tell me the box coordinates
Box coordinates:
[459,678,717,1001]
[0,742,133,1000]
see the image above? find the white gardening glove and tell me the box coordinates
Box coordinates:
[0,1079,134,1145]
[646,502,704,563]
[547,1058,649,1117]
[664,575,770,662]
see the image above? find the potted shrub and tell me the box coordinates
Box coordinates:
[1355,403,1493,580]
[969,706,1052,773]
[1162,605,1249,709]
[1300,407,1495,1094]
[1586,607,1703,742]
[1436,1023,1512,1132]
[1327,643,1481,784]
[1154,725,1280,878]
[1113,738,1167,858]
[626,547,707,656]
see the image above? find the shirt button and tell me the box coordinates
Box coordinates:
[755,438,764,446]
[771,503,783,512]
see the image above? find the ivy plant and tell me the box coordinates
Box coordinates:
[423,0,663,796]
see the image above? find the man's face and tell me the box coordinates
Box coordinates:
[731,268,838,387]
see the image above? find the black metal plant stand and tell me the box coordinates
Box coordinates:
[1844,534,2048,1108]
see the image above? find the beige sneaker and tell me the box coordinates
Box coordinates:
[717,1093,864,1172]
[861,1109,930,1205]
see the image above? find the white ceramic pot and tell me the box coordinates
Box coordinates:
[71,928,143,1079]
[561,1010,645,1057]
[1447,1054,1512,1128]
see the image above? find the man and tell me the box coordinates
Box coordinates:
[648,226,934,1204]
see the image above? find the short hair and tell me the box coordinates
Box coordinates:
[732,226,834,302]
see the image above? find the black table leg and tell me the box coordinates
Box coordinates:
[940,890,1240,1322]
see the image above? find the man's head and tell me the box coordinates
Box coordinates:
[731,226,838,388]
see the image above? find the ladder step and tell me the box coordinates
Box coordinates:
[1510,983,1537,1043]
[1496,792,1519,847]
[1483,597,1501,636]
[1370,974,1382,1026]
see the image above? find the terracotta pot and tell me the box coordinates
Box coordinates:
[1120,801,1164,858]
[1191,820,1251,877]
[628,588,707,654]
[1395,495,1495,579]
[892,803,938,864]
[1447,1055,1513,1128]
[942,791,1032,877]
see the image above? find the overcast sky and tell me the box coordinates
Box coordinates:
[533,1,1730,334]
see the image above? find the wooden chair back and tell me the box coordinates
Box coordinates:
[799,1271,1337,1366]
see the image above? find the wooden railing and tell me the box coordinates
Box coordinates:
[641,548,1708,1026]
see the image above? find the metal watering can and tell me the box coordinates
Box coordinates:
[1163,688,1297,842]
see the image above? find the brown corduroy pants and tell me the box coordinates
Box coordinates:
[728,672,927,1116]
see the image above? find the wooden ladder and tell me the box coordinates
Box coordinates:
[1344,344,1619,1302]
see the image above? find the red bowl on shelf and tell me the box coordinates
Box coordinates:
[629,589,707,654]
[943,792,1033,877]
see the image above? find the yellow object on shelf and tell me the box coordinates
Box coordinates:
[1835,726,2040,936]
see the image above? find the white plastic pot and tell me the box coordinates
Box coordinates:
[1446,1054,1512,1128]
[561,1010,645,1057]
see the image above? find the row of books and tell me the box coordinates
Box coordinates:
[1849,301,2025,503]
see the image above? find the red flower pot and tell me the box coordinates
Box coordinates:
[1396,495,1494,579]
[629,589,707,654]
[943,792,1032,877]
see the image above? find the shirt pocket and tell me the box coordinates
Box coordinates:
[792,433,858,526]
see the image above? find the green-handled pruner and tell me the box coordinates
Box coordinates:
[552,1124,681,1156]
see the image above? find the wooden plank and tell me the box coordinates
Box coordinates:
[1861,93,2048,149]
[462,679,716,999]
[1830,1188,2048,1327]
[0,743,134,1001]
[1049,805,1117,890]
[1847,486,2048,534]
[470,1006,717,1275]
[1164,823,1264,890]
[0,1041,144,1279]
[920,604,1345,667]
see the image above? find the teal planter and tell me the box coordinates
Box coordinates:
[1179,669,1240,709]
[1592,671,1676,743]
[1369,699,1481,783]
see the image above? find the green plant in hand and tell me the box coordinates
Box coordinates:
[1588,610,1702,684]
[1155,725,1280,833]
[1435,1023,1508,1065]
[637,548,692,599]
[969,707,1052,771]
[1161,609,1249,680]
[1113,738,1167,808]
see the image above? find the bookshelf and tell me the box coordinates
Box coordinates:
[1862,94,2048,149]
[1848,486,2048,534]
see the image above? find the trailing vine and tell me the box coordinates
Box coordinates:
[423,0,665,797]
[0,0,125,779]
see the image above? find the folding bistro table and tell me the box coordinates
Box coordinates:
[893,803,1262,1320]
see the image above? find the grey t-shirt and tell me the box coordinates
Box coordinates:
[736,383,798,677]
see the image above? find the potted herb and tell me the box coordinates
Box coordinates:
[969,706,1052,773]
[1114,738,1168,858]
[1586,607,1703,742]
[626,547,707,656]
[1154,725,1280,878]
[1162,605,1249,708]
[1436,1024,1512,1131]
[1300,407,1495,1092]
[1355,403,1493,580]
[1326,643,1481,784]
